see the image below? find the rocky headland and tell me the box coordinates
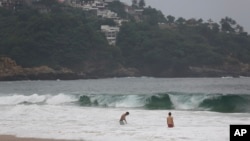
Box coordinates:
[0,57,139,81]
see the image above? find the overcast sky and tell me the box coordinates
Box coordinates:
[120,0,250,32]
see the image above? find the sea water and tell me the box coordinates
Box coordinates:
[0,77,250,141]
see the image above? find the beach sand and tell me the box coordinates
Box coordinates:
[0,135,80,141]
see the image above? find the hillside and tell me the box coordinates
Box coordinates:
[1,0,250,80]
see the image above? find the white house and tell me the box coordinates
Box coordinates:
[82,3,98,11]
[97,9,118,19]
[92,0,105,9]
[101,25,120,45]
[114,19,128,26]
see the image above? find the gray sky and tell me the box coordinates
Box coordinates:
[120,0,250,32]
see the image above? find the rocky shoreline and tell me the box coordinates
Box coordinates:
[0,57,140,81]
[1,57,250,81]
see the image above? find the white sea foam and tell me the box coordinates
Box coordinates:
[168,94,208,110]
[45,93,77,105]
[0,94,46,105]
[1,78,250,141]
[0,105,249,141]
[0,93,77,105]
[90,94,145,108]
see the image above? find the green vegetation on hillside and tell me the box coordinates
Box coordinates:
[117,19,250,74]
[0,3,119,70]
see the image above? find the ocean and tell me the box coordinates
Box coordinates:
[0,77,250,141]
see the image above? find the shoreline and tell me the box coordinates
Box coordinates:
[1,74,249,81]
[0,135,81,141]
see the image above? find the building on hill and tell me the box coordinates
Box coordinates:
[114,18,128,26]
[92,0,106,9]
[101,25,120,45]
[97,9,118,19]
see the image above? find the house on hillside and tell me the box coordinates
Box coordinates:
[98,9,118,19]
[91,0,106,10]
[114,18,128,26]
[101,25,120,45]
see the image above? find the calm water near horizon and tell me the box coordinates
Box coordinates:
[0,77,250,141]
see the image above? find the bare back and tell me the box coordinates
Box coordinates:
[167,116,174,125]
[120,113,126,121]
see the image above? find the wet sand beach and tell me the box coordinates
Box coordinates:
[0,135,80,141]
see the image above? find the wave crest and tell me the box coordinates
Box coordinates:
[199,94,250,113]
[1,92,250,113]
[78,93,250,113]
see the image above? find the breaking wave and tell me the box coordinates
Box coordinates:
[1,92,250,113]
[78,93,250,113]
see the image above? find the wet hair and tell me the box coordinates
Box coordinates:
[126,112,129,115]
[168,112,171,116]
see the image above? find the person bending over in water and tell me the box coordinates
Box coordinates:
[167,112,174,128]
[119,112,129,125]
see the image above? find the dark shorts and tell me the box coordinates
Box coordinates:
[120,121,125,125]
[168,124,174,128]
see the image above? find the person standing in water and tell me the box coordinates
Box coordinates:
[119,112,129,125]
[167,112,174,128]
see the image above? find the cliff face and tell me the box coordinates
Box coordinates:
[0,57,80,80]
[0,57,24,77]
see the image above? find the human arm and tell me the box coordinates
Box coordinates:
[124,115,128,124]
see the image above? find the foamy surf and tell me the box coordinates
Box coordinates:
[0,93,77,105]
[1,106,248,141]
[1,77,250,141]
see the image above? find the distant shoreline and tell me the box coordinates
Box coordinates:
[0,135,80,141]
[1,57,250,81]
[0,74,249,81]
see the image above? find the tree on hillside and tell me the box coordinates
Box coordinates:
[220,17,245,34]
[220,17,236,33]
[107,1,127,19]
[132,0,138,7]
[235,24,244,33]
[207,19,220,33]
[139,0,145,8]
[142,7,166,25]
[175,17,186,25]
[166,15,175,24]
